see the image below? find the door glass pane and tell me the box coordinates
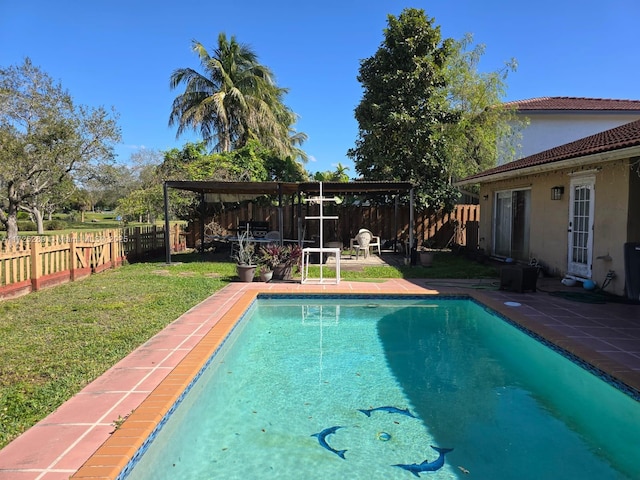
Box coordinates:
[572,185,590,265]
[494,192,512,257]
[494,190,530,260]
[511,190,531,260]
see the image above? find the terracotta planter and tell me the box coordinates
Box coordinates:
[272,265,292,280]
[236,264,257,282]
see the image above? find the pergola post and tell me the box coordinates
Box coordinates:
[297,191,303,247]
[199,192,205,253]
[277,183,284,245]
[409,188,415,264]
[394,195,399,254]
[163,182,171,265]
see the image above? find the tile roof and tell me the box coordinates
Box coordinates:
[504,96,640,111]
[460,119,640,183]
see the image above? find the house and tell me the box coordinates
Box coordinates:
[456,119,640,297]
[499,97,640,165]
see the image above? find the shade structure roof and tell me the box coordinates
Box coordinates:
[164,180,414,202]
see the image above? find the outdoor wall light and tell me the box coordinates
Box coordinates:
[551,186,564,200]
[483,194,489,200]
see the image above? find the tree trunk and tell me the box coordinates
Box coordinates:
[16,204,44,234]
[32,208,44,234]
[5,215,18,241]
[3,185,21,241]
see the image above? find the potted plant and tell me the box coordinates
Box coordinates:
[418,239,436,267]
[233,230,257,282]
[259,243,302,280]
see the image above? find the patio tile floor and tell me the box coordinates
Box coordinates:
[0,276,638,479]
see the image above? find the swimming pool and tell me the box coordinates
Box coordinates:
[120,295,640,479]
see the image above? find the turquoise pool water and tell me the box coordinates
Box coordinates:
[123,296,640,479]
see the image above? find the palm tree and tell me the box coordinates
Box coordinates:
[333,163,350,182]
[257,86,309,162]
[169,33,304,160]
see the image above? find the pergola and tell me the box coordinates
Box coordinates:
[162,180,415,264]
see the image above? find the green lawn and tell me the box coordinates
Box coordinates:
[0,250,497,449]
[0,254,232,448]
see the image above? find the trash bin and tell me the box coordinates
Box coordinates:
[499,266,538,293]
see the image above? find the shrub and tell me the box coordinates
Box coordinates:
[45,219,67,231]
[17,220,37,231]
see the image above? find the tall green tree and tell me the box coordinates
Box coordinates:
[0,58,121,238]
[112,149,164,223]
[118,143,211,222]
[441,34,523,182]
[348,8,459,211]
[348,8,519,211]
[169,33,306,162]
[116,139,307,222]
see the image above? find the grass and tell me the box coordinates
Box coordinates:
[309,251,498,280]
[0,254,232,448]
[0,249,497,449]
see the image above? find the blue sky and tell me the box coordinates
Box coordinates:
[1,1,638,176]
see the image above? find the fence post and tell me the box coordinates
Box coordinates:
[151,225,157,250]
[30,239,42,291]
[172,223,180,251]
[110,229,118,268]
[135,227,142,258]
[69,233,78,280]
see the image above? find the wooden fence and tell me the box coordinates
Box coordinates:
[0,225,185,301]
[187,203,480,251]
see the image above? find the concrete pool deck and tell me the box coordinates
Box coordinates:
[0,278,638,480]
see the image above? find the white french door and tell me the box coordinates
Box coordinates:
[567,176,595,278]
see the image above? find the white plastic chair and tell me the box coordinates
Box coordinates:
[351,229,381,259]
[366,230,382,255]
[353,229,372,259]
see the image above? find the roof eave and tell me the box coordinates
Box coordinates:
[517,109,640,114]
[455,145,640,186]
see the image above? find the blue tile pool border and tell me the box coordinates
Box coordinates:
[116,299,260,480]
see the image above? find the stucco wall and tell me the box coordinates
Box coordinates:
[478,159,632,296]
[500,113,640,165]
[592,161,630,295]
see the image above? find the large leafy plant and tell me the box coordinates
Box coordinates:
[259,243,302,270]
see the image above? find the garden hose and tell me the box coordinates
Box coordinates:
[424,280,500,290]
